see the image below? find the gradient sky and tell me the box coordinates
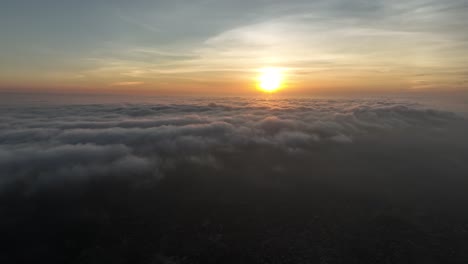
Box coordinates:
[1,0,467,95]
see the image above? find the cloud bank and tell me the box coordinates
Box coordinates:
[2,96,468,263]
[1,97,467,199]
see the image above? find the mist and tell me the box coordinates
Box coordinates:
[1,94,468,263]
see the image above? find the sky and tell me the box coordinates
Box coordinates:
[2,2,468,261]
[1,0,468,95]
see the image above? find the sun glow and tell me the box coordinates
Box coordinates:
[258,68,283,93]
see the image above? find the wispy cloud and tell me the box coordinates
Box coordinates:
[110,81,145,87]
[2,0,467,92]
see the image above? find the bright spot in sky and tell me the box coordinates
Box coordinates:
[258,68,283,93]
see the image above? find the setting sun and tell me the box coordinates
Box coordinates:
[258,68,283,93]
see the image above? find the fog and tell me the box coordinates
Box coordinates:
[1,95,468,263]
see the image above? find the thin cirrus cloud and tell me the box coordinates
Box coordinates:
[0,0,467,93]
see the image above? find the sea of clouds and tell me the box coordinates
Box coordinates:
[2,95,468,263]
[0,96,467,203]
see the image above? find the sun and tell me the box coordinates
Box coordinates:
[258,67,283,93]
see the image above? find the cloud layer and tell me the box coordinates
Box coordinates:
[1,97,467,199]
[2,96,468,263]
